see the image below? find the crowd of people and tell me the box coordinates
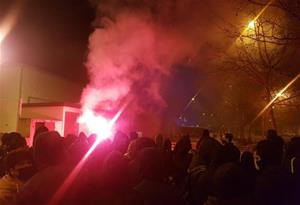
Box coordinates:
[0,127,299,205]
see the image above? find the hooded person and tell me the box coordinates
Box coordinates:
[285,136,300,205]
[190,129,222,171]
[17,131,70,205]
[0,148,35,205]
[0,133,27,178]
[172,135,192,190]
[126,137,156,186]
[220,133,240,164]
[254,140,291,205]
[204,163,252,205]
[134,147,184,205]
[113,131,130,155]
[87,151,142,205]
[32,126,48,148]
[2,133,26,153]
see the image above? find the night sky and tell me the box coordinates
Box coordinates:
[1,0,94,84]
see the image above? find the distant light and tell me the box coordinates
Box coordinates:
[191,97,195,101]
[247,20,255,30]
[0,3,22,44]
[276,92,284,98]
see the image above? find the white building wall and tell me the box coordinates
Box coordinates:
[0,63,22,132]
[0,63,83,133]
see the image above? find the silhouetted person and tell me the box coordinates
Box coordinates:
[134,148,184,205]
[67,133,90,165]
[113,131,129,155]
[32,126,48,148]
[3,133,26,153]
[63,134,77,149]
[163,139,172,152]
[18,131,68,205]
[254,140,291,205]
[205,163,252,205]
[126,137,156,160]
[190,129,222,170]
[221,133,240,163]
[240,151,257,196]
[89,151,142,205]
[0,148,35,205]
[155,134,163,148]
[173,135,192,189]
[265,129,284,157]
[162,138,173,178]
[0,132,27,177]
[126,137,156,186]
[285,136,300,205]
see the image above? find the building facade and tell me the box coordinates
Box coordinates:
[0,63,83,138]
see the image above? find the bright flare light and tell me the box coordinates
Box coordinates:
[51,103,129,204]
[77,109,113,140]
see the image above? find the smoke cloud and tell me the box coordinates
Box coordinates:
[81,0,221,135]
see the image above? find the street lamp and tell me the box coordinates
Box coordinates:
[247,20,255,30]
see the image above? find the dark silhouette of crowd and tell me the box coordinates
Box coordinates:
[0,127,299,205]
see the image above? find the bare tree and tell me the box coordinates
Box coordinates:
[247,0,300,23]
[220,3,300,136]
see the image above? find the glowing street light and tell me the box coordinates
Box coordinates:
[250,72,300,125]
[247,20,255,30]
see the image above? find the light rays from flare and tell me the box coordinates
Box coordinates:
[49,102,129,204]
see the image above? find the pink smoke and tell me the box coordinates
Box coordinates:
[80,12,195,136]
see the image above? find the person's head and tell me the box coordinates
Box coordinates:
[163,138,172,152]
[138,147,164,181]
[3,132,26,152]
[224,133,233,143]
[240,151,256,170]
[126,137,155,160]
[266,129,278,140]
[202,129,210,138]
[33,131,64,168]
[102,151,130,190]
[63,134,77,149]
[155,134,163,148]
[5,148,35,182]
[174,135,191,155]
[113,131,129,154]
[67,134,90,164]
[33,126,49,147]
[255,140,282,170]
